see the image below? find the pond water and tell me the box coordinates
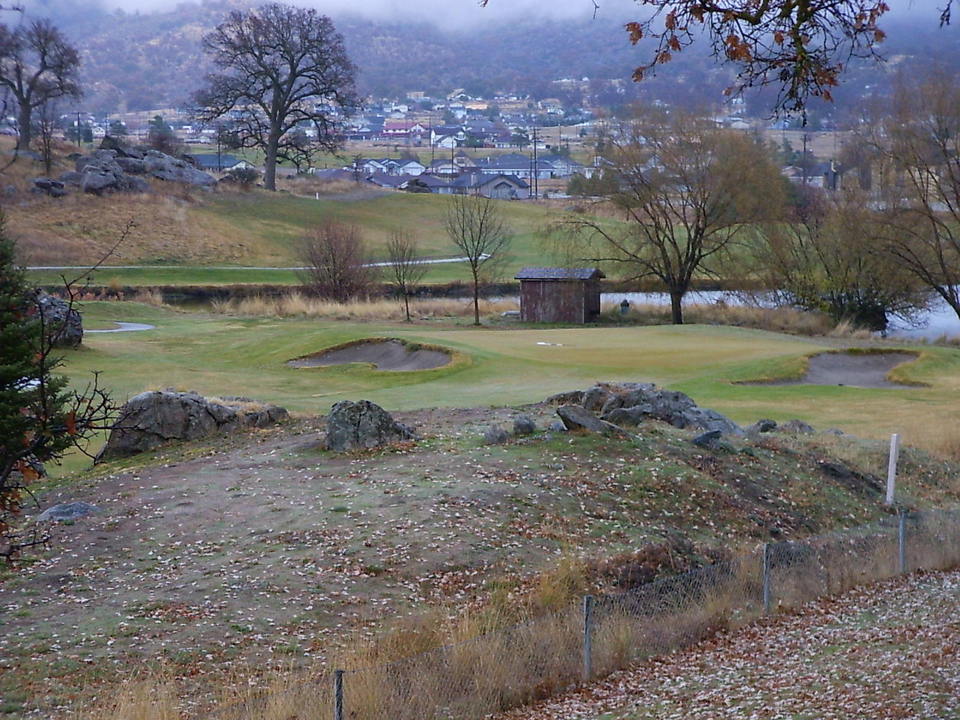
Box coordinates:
[601,291,960,342]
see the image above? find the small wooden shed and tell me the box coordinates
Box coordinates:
[515,267,605,324]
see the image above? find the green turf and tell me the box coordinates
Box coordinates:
[58,302,960,462]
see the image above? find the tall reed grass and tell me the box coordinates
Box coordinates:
[210,293,518,321]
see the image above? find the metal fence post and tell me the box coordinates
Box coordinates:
[334,669,344,720]
[898,511,907,574]
[582,594,594,681]
[762,543,772,615]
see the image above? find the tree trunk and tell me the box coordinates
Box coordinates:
[472,269,481,326]
[264,130,280,191]
[17,104,32,151]
[403,292,411,322]
[669,289,684,325]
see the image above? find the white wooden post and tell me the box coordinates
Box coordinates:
[886,433,900,505]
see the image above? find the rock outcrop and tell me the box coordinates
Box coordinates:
[98,391,288,460]
[48,138,217,197]
[549,383,743,437]
[35,291,83,347]
[325,400,415,452]
[556,404,630,436]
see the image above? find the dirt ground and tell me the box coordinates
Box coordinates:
[2,399,958,717]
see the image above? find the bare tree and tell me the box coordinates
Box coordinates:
[0,19,81,151]
[864,72,960,321]
[386,231,428,322]
[444,195,512,326]
[755,185,929,330]
[564,111,782,325]
[194,3,358,191]
[35,98,58,175]
[297,222,377,303]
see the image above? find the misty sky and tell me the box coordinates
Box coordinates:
[85,0,950,30]
[93,0,658,27]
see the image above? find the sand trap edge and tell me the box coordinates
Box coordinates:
[734,348,929,389]
[287,337,466,373]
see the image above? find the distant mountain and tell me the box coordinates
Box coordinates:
[13,0,960,118]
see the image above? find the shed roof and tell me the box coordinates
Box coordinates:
[515,267,605,280]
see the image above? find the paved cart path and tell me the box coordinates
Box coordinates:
[501,568,960,720]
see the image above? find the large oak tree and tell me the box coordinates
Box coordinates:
[194,3,358,191]
[0,18,81,151]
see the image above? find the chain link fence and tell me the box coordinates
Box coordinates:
[206,507,960,720]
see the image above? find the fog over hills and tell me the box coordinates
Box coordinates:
[12,0,960,116]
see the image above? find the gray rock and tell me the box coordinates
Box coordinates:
[2,184,16,197]
[582,385,613,412]
[143,150,216,187]
[100,136,144,158]
[115,156,147,174]
[781,419,815,434]
[500,310,521,319]
[37,501,99,523]
[548,421,567,432]
[513,415,537,436]
[81,169,120,194]
[30,177,67,197]
[692,429,723,449]
[34,291,83,347]
[603,404,652,426]
[58,171,82,186]
[748,419,778,434]
[824,428,845,436]
[483,425,511,444]
[545,389,585,405]
[556,405,629,437]
[599,394,624,416]
[325,400,415,452]
[98,391,288,460]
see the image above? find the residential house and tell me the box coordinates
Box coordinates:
[367,173,412,190]
[539,154,586,178]
[475,153,552,181]
[449,173,530,199]
[191,154,254,172]
[407,175,453,194]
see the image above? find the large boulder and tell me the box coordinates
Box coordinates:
[547,382,743,437]
[34,291,83,347]
[325,400,415,452]
[30,177,67,198]
[98,391,288,460]
[556,405,630,437]
[143,150,216,187]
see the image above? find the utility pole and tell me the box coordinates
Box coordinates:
[801,132,809,186]
[76,111,81,148]
[532,125,539,199]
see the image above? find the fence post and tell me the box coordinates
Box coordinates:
[886,433,900,505]
[898,511,907,575]
[334,669,344,720]
[582,594,594,682]
[762,543,772,615]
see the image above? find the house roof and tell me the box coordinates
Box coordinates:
[515,267,605,281]
[191,153,243,169]
[412,175,450,188]
[449,173,530,190]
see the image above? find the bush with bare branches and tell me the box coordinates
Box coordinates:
[297,221,378,302]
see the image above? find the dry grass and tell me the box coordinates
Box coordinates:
[277,175,371,196]
[91,517,960,720]
[602,301,839,336]
[210,292,518,322]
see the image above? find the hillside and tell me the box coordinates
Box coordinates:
[16,0,960,115]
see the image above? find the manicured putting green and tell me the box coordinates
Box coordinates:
[58,302,960,456]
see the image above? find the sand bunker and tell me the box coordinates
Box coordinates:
[758,351,918,389]
[288,339,451,372]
